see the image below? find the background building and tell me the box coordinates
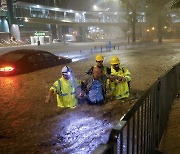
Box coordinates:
[0,0,179,45]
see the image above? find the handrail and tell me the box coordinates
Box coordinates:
[93,62,180,154]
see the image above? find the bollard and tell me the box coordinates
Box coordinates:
[94,46,96,51]
[125,44,127,49]
[37,40,40,46]
[67,51,69,57]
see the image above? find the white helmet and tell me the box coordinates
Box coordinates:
[61,66,72,75]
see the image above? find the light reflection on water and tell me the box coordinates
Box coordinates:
[55,53,87,62]
[0,76,33,138]
[0,77,21,100]
[71,57,86,62]
[51,112,113,154]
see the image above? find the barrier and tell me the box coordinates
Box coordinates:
[94,62,180,154]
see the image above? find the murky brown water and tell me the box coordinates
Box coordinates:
[0,43,179,154]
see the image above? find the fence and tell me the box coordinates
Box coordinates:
[57,42,157,60]
[93,62,180,154]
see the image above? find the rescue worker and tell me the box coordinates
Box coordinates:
[86,54,111,76]
[45,66,81,108]
[87,54,111,93]
[110,56,131,99]
[82,66,107,105]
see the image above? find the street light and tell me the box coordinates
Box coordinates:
[146,29,150,39]
[93,5,98,10]
[151,27,155,40]
[24,17,29,22]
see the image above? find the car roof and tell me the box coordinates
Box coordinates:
[6,49,51,55]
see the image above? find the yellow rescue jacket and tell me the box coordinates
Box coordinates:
[50,76,80,108]
[110,66,131,99]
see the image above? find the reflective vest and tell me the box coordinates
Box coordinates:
[110,66,131,99]
[50,76,80,108]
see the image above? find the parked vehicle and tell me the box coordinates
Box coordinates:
[0,49,72,76]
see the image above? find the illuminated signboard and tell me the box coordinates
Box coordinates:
[34,32,45,36]
[104,0,118,2]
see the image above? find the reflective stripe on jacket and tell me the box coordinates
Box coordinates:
[50,76,80,108]
[110,66,131,99]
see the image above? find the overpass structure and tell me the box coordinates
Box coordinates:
[0,0,179,44]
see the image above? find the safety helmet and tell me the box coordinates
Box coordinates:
[110,56,120,65]
[61,66,72,75]
[95,54,104,61]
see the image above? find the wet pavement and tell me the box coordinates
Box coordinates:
[0,42,180,153]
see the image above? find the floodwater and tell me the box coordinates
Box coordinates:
[0,73,134,154]
[0,43,180,153]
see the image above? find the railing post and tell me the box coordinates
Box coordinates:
[125,44,127,49]
[94,46,96,51]
[108,121,126,154]
[154,81,161,152]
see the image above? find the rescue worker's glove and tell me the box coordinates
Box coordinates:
[118,76,127,82]
[118,76,124,81]
[109,75,117,81]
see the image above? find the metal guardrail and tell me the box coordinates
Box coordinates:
[58,42,158,58]
[94,62,180,154]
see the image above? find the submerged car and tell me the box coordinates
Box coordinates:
[0,49,72,76]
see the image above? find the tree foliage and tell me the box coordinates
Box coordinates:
[171,0,180,9]
[120,0,143,42]
[145,0,171,43]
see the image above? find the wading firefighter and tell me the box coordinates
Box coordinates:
[45,66,81,108]
[110,56,131,99]
[86,54,111,75]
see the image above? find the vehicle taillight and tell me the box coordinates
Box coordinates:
[0,66,14,72]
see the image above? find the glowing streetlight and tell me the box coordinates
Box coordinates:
[25,17,29,22]
[93,5,98,10]
[152,27,155,30]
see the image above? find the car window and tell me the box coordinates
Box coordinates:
[35,53,44,63]
[0,52,25,62]
[42,53,57,62]
[27,55,36,63]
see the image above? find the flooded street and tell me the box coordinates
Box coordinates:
[0,43,180,153]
